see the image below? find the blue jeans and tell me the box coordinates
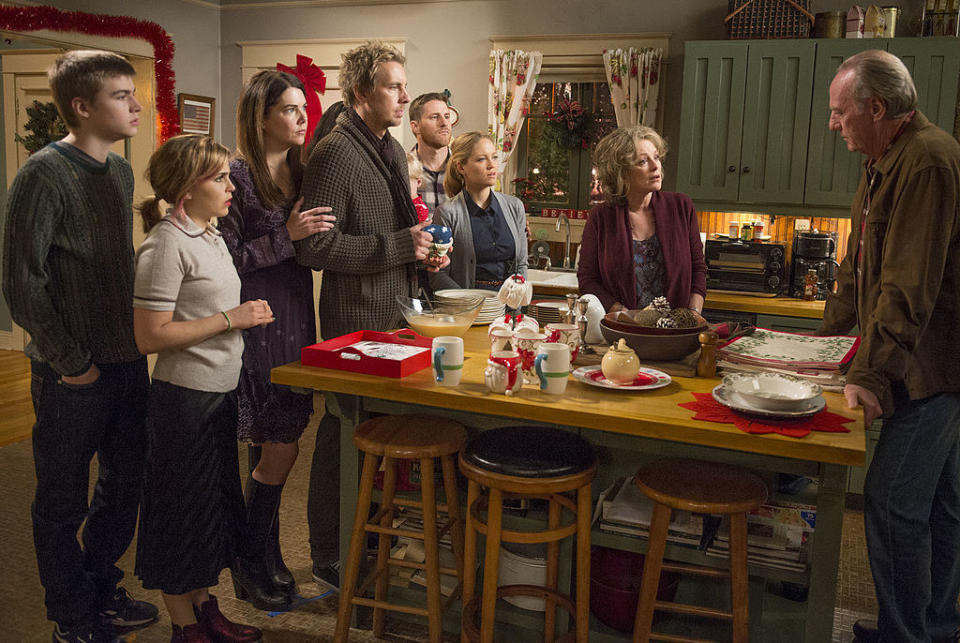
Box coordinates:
[30,358,149,627]
[864,389,960,642]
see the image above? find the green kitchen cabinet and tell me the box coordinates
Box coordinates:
[677,41,815,205]
[679,38,960,215]
[804,40,878,208]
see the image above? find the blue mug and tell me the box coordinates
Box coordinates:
[423,224,453,245]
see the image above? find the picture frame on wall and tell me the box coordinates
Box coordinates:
[178,93,216,136]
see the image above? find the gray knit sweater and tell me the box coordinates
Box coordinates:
[295,112,418,339]
[2,142,140,376]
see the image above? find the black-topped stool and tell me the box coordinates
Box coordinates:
[631,458,768,643]
[458,426,598,643]
[334,415,467,643]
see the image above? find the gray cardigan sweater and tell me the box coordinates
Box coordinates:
[295,113,418,339]
[428,190,528,292]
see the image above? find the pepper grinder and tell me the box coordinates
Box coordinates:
[576,297,595,355]
[565,293,578,325]
[697,330,719,377]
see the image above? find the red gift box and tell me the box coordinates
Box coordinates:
[301,329,432,378]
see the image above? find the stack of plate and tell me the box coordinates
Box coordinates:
[530,300,570,325]
[713,372,826,418]
[434,289,505,325]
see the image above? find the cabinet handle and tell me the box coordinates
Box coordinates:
[742,166,751,174]
[727,165,736,173]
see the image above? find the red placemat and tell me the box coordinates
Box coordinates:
[679,392,854,438]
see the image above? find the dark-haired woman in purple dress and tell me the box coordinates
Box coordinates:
[219,70,335,600]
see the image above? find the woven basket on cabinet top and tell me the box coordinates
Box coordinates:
[725,0,815,39]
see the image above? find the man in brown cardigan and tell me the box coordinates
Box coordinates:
[295,41,436,591]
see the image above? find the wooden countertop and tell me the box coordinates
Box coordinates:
[530,283,826,319]
[273,328,863,466]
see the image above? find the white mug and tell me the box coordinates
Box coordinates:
[535,342,570,395]
[432,336,464,387]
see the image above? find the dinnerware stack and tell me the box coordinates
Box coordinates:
[712,372,825,418]
[716,328,859,391]
[434,288,505,325]
[529,300,569,326]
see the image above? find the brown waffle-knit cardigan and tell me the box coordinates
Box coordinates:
[295,113,418,339]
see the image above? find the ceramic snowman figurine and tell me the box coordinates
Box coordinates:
[497,274,533,310]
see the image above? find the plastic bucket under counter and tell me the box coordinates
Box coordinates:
[497,542,548,611]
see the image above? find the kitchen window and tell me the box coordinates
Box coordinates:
[514,81,617,214]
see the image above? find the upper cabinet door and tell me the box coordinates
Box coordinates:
[888,38,960,133]
[739,41,816,205]
[804,40,881,207]
[676,42,749,202]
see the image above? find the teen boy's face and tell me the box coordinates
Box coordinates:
[82,75,141,142]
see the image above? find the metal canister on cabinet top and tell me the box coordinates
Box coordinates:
[814,11,846,38]
[881,6,899,36]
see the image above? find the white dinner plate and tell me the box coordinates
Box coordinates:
[572,366,672,391]
[711,384,825,419]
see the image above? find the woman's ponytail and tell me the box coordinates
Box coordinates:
[137,195,164,233]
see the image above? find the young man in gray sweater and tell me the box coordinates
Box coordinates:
[2,50,158,643]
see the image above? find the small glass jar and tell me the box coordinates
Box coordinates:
[753,220,765,237]
[739,223,754,242]
[728,221,740,238]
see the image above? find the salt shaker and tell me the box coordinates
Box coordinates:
[697,331,719,377]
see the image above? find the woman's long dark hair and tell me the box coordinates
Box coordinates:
[235,70,305,210]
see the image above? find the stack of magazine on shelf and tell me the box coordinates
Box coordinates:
[597,478,814,573]
[386,505,459,596]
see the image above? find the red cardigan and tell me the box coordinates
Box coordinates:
[577,192,707,311]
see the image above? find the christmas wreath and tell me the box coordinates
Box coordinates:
[543,99,595,150]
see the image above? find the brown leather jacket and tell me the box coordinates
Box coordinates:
[818,112,960,417]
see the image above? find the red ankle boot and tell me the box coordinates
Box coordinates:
[171,623,213,642]
[195,595,262,642]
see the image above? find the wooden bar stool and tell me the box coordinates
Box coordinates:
[334,414,468,643]
[458,426,598,643]
[631,458,768,643]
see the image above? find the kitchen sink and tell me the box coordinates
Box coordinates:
[526,269,579,289]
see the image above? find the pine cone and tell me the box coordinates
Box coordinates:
[645,296,671,315]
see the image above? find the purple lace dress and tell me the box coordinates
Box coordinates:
[219,158,315,443]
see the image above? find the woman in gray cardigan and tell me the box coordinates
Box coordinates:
[428,132,527,292]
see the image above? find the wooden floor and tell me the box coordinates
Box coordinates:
[0,350,33,446]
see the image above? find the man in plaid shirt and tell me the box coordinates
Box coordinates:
[408,92,452,219]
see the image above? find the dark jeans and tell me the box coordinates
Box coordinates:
[307,406,340,564]
[30,358,149,627]
[864,389,960,642]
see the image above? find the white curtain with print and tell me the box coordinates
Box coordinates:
[602,48,663,128]
[488,49,543,170]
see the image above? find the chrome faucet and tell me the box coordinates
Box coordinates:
[556,214,572,269]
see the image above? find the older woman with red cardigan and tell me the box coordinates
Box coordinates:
[577,125,706,314]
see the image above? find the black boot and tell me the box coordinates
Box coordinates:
[232,476,288,611]
[265,505,296,595]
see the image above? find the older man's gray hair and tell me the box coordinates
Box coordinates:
[836,49,918,119]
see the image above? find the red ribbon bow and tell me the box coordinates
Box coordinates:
[276,54,326,144]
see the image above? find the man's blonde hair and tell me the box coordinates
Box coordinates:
[339,41,405,108]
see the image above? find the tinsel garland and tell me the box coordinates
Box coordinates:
[0,5,179,142]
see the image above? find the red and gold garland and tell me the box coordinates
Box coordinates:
[0,5,179,142]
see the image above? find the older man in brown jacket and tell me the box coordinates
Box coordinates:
[295,41,439,591]
[817,50,960,643]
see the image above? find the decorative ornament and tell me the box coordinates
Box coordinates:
[544,99,595,150]
[497,274,533,310]
[441,89,460,126]
[14,100,68,154]
[0,5,179,142]
[276,55,326,144]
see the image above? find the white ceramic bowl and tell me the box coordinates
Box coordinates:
[721,372,822,411]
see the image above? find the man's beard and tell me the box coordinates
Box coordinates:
[421,130,451,150]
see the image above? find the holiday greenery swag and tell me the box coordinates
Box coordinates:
[15,101,67,154]
[543,99,595,150]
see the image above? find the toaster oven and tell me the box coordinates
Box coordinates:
[704,239,786,296]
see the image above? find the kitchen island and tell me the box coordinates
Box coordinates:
[272,328,863,641]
